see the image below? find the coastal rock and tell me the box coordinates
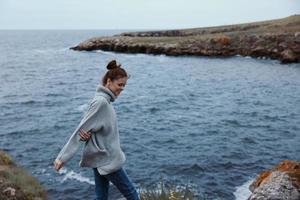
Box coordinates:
[249,172,299,200]
[280,49,298,63]
[3,187,16,197]
[210,36,231,46]
[248,160,300,200]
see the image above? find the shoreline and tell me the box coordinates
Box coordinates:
[70,15,300,64]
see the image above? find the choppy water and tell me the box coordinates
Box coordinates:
[0,30,299,200]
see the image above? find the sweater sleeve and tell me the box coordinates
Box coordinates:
[55,98,105,164]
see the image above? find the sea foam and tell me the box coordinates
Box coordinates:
[233,178,253,200]
[59,168,94,185]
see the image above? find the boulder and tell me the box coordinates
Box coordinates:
[280,49,298,63]
[248,160,300,200]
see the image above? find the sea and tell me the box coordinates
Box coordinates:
[0,30,299,200]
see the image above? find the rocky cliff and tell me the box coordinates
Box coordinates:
[71,15,300,64]
[0,150,47,200]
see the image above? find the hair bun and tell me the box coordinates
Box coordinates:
[106,60,121,70]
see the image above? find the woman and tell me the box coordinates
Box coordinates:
[53,60,140,200]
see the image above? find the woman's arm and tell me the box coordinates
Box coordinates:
[53,98,104,170]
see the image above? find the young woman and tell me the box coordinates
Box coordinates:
[54,60,140,200]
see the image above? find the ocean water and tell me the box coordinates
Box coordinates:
[0,30,299,200]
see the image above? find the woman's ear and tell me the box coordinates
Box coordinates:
[106,78,112,87]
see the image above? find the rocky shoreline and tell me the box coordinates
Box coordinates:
[71,15,300,64]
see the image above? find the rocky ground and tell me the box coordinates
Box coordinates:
[0,150,46,200]
[71,15,300,64]
[248,160,300,200]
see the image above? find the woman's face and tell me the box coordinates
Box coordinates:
[106,77,127,97]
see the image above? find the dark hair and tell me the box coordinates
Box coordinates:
[102,60,128,85]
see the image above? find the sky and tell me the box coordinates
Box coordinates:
[0,0,300,30]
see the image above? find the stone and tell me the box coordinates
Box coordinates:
[248,172,300,200]
[280,49,298,63]
[3,187,16,197]
[278,42,288,49]
[248,160,300,200]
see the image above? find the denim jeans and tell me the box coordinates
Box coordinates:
[93,168,140,200]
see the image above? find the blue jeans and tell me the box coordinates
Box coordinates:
[93,168,140,200]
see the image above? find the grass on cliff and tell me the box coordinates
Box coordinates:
[124,15,300,37]
[0,150,46,200]
[117,15,300,46]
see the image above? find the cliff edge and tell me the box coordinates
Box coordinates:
[0,150,47,200]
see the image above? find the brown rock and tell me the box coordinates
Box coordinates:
[3,187,16,197]
[280,49,298,63]
[279,42,288,50]
[248,160,300,200]
[251,46,266,57]
[249,171,272,192]
[210,36,231,46]
[249,172,300,200]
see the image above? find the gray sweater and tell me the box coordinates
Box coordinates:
[55,85,126,175]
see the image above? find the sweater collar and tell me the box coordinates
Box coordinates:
[96,85,116,103]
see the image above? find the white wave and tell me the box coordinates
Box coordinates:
[95,49,166,59]
[58,168,94,185]
[120,53,149,58]
[157,54,169,62]
[233,178,254,200]
[33,48,68,54]
[95,50,115,55]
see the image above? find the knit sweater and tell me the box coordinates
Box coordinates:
[55,85,126,175]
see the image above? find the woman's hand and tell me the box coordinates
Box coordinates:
[53,159,64,171]
[79,129,92,141]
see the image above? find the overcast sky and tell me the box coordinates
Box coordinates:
[0,0,299,30]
